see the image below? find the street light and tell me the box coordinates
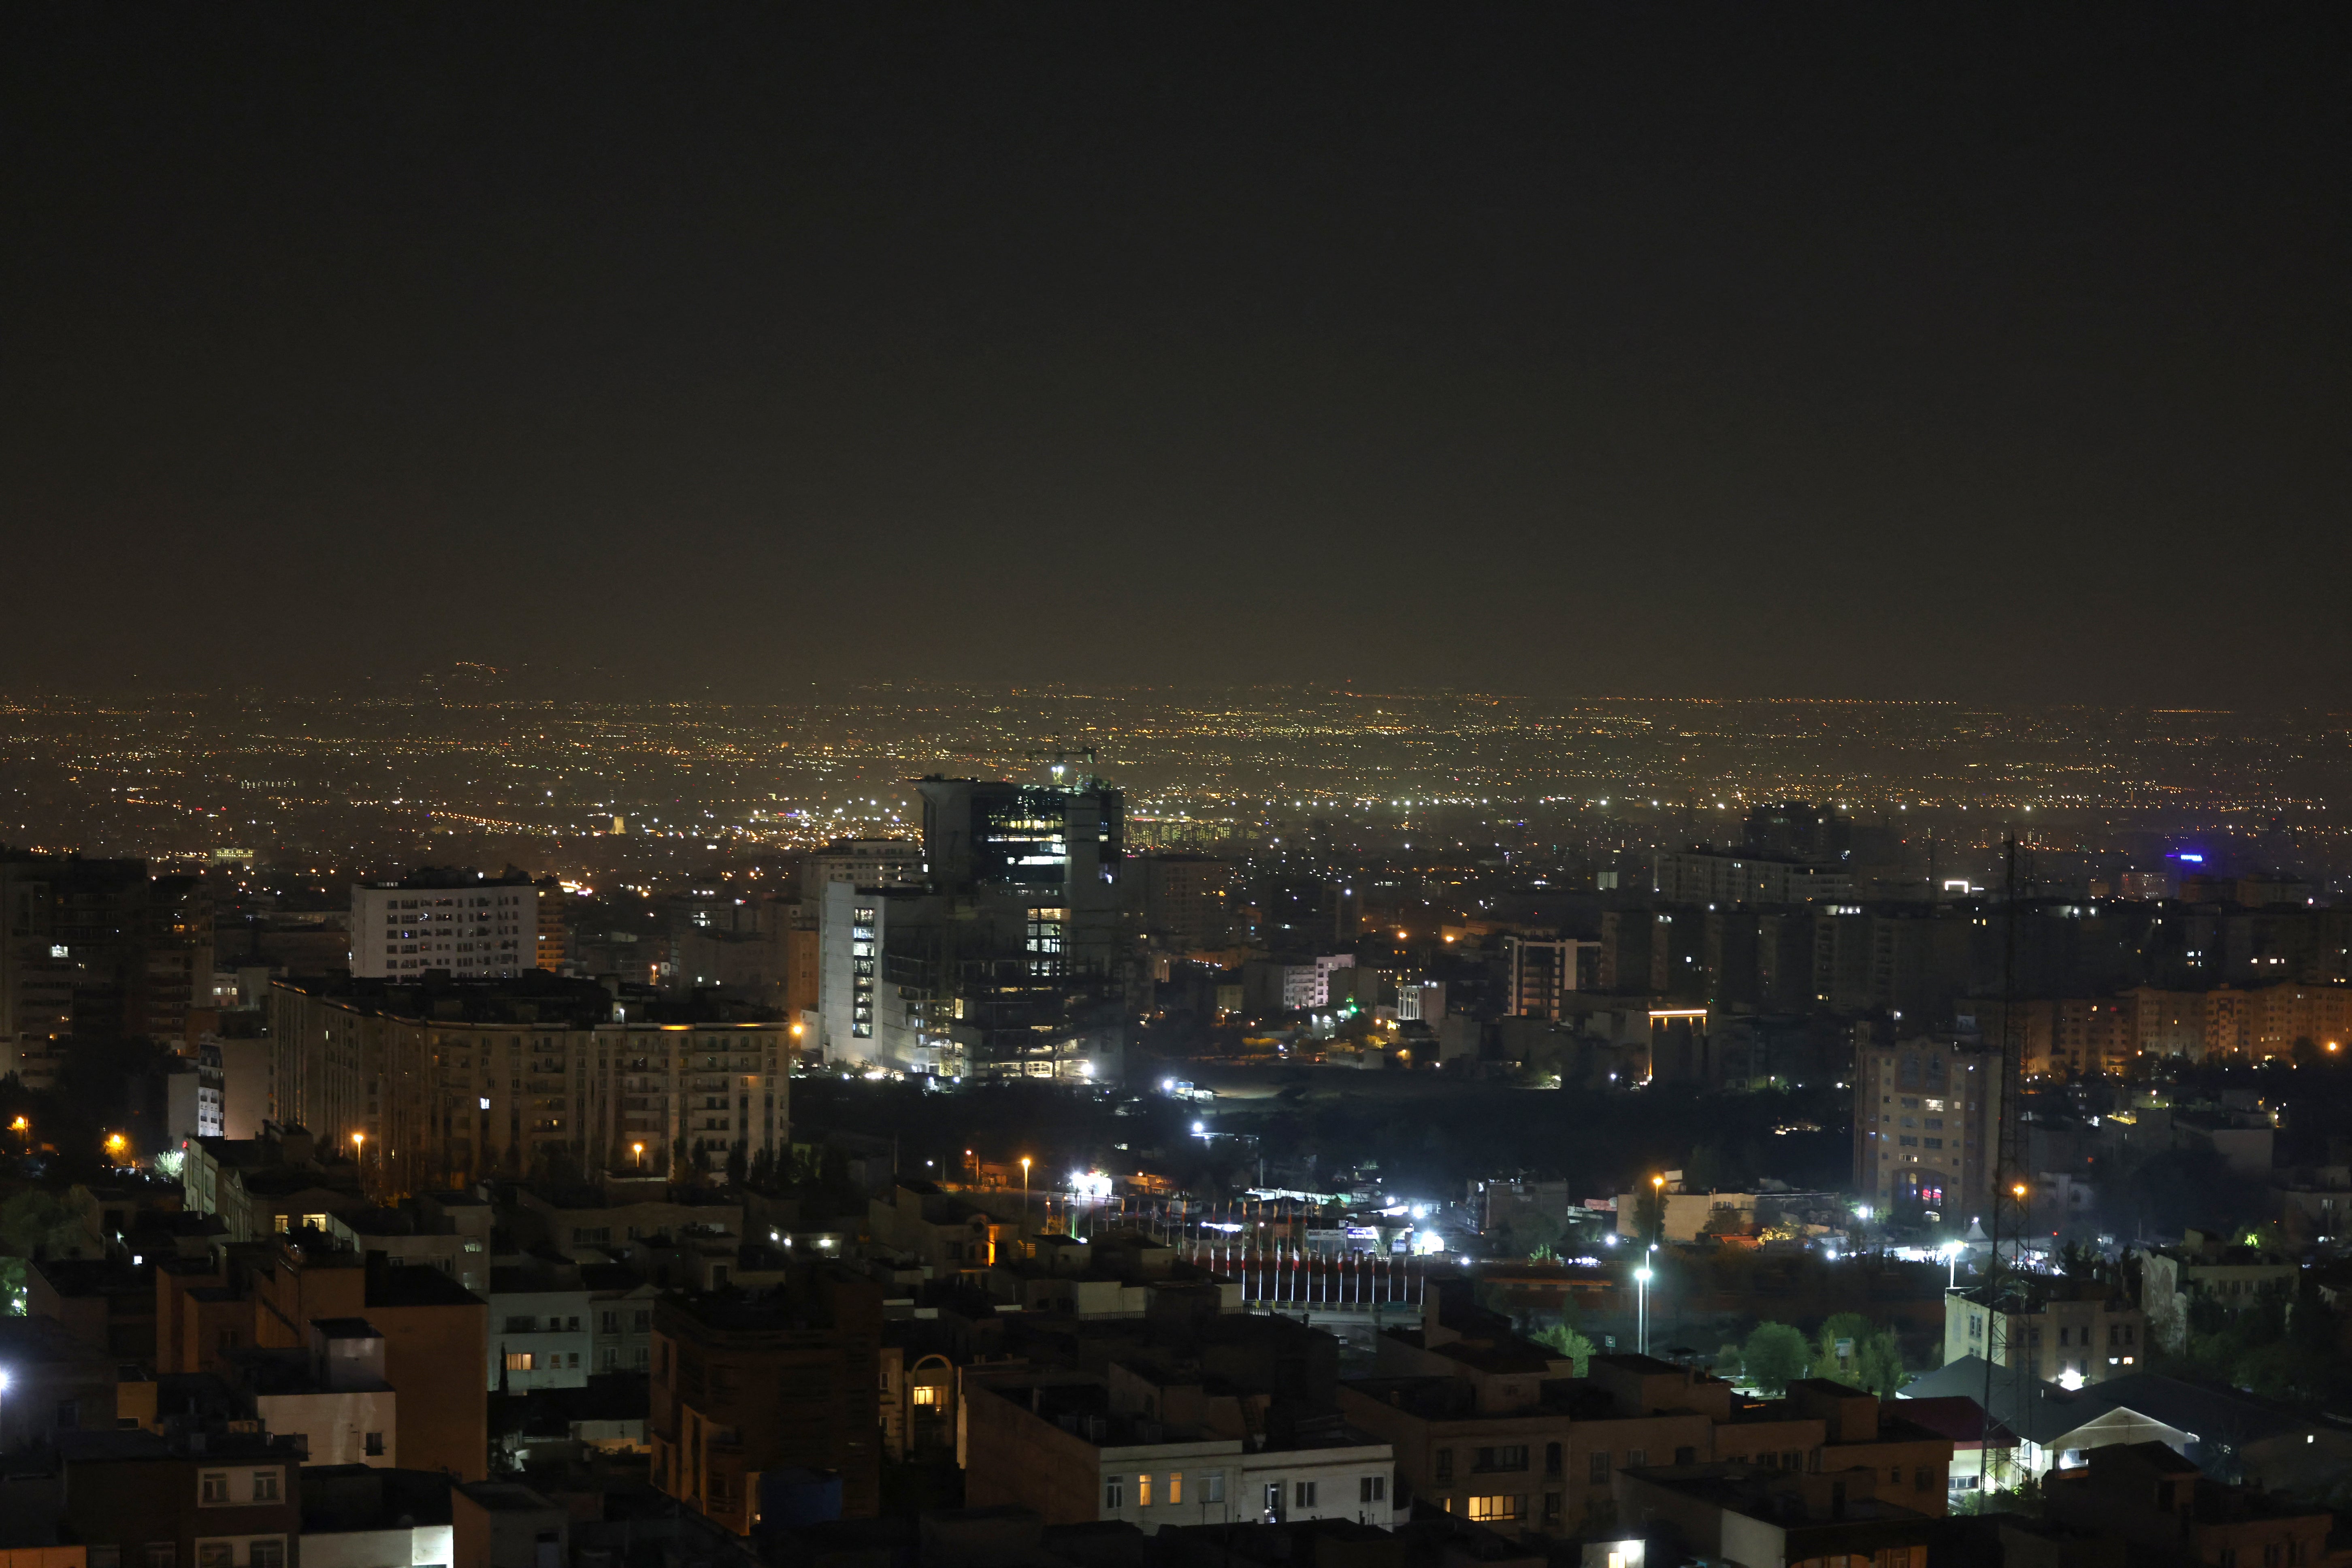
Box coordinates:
[1941,1239,1965,1289]
[632,1141,646,1171]
[1021,1157,1032,1227]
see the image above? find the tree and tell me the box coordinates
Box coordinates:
[1812,1312,1909,1398]
[725,1140,749,1189]
[0,1190,87,1316]
[1741,1322,1812,1395]
[1533,1320,1597,1376]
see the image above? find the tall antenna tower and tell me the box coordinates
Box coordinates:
[1981,833,2032,1493]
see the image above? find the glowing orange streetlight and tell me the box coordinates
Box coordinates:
[632,1141,646,1170]
[104,1132,128,1163]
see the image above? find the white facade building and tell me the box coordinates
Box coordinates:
[488,1280,592,1391]
[351,872,538,979]
[801,839,926,899]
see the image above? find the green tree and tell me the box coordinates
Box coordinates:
[1811,1312,1875,1383]
[1741,1322,1811,1395]
[725,1140,749,1189]
[1812,1312,1912,1399]
[1533,1320,1597,1376]
[0,1190,87,1316]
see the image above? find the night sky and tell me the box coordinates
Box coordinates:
[5,9,2346,703]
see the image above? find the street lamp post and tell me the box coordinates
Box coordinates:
[1020,1156,1032,1230]
[351,1131,366,1196]
[632,1141,645,1172]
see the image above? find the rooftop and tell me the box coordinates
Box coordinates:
[274,971,784,1027]
[301,1466,455,1534]
[1623,1462,1931,1527]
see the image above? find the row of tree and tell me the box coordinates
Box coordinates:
[1717,1312,1910,1398]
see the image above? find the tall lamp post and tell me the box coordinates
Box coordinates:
[1020,1156,1032,1230]
[351,1131,366,1198]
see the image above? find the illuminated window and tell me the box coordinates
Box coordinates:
[1168,1472,1182,1505]
[1468,1496,1525,1523]
[1137,1474,1153,1507]
[504,1352,536,1372]
[910,1385,938,1407]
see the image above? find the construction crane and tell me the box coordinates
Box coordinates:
[1024,741,1098,788]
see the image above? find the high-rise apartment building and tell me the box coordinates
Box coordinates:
[1647,849,1854,906]
[533,876,567,971]
[267,972,792,1188]
[1502,935,1597,1018]
[800,838,926,899]
[1852,1038,2004,1219]
[0,852,213,1083]
[1133,853,1234,952]
[350,868,537,980]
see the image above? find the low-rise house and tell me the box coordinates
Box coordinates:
[1615,1462,1941,1568]
[59,1423,305,1568]
[2137,1231,2300,1354]
[487,1267,590,1392]
[1900,1356,2185,1479]
[961,1377,1394,1533]
[230,1319,396,1467]
[299,1466,453,1568]
[2044,1442,2334,1568]
[2092,1371,2352,1493]
[1943,1281,2146,1387]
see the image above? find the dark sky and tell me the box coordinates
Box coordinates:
[5,8,2346,703]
